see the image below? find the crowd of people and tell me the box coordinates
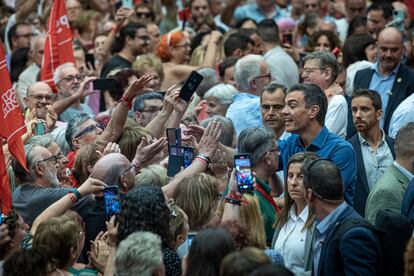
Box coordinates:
[1,0,414,275]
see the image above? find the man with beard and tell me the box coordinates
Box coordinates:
[12,145,94,225]
[53,63,95,122]
[354,27,414,135]
[348,89,395,216]
[101,23,150,78]
[303,159,381,275]
[260,83,288,141]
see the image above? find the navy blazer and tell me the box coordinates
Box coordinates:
[352,64,414,135]
[401,178,414,220]
[317,205,381,276]
[348,134,395,216]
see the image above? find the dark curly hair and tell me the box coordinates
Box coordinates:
[0,209,20,259]
[108,69,142,102]
[118,184,173,249]
[3,247,55,276]
[305,30,342,53]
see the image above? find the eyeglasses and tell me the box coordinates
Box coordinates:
[73,124,101,139]
[302,67,325,74]
[121,164,137,176]
[136,12,153,18]
[255,73,272,80]
[60,74,84,83]
[37,155,59,165]
[269,148,281,156]
[28,94,55,101]
[16,33,34,38]
[304,4,317,8]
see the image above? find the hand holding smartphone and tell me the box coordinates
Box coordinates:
[179,71,204,102]
[103,186,121,218]
[234,154,254,193]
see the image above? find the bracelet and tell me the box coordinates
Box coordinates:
[119,95,132,109]
[72,189,81,200]
[196,153,211,164]
[195,157,208,167]
[67,192,78,203]
[224,195,241,206]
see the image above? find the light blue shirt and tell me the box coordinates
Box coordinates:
[369,62,400,128]
[234,3,286,24]
[393,161,414,181]
[59,103,95,123]
[313,202,348,275]
[226,92,263,137]
[389,93,414,139]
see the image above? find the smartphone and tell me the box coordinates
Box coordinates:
[392,10,405,33]
[85,53,95,71]
[167,146,184,177]
[179,71,204,102]
[103,186,121,217]
[234,154,254,193]
[92,79,118,91]
[34,122,46,135]
[166,128,182,147]
[282,33,293,45]
[183,146,194,168]
[187,233,196,247]
[122,0,133,9]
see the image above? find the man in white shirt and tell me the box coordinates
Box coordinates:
[302,51,348,138]
[389,93,414,139]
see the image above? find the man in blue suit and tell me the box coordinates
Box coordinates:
[303,159,381,276]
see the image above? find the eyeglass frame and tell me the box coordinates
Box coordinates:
[28,94,56,101]
[73,124,101,139]
[254,73,272,80]
[58,74,85,84]
[302,67,326,74]
[37,155,59,166]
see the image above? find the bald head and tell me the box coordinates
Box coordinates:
[378,27,403,44]
[91,153,134,193]
[25,82,54,119]
[377,27,403,74]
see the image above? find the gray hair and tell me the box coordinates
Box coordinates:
[203,84,236,106]
[133,92,163,112]
[25,144,50,182]
[65,113,93,150]
[27,135,55,148]
[303,51,339,85]
[53,62,76,84]
[237,127,275,166]
[115,231,163,276]
[234,55,265,91]
[30,34,46,52]
[201,116,236,147]
[135,164,168,188]
[395,122,414,160]
[49,126,71,155]
[195,68,219,98]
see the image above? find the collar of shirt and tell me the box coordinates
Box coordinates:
[358,129,386,148]
[233,92,259,102]
[393,160,414,181]
[299,126,329,150]
[315,201,348,237]
[255,176,272,194]
[288,204,309,222]
[371,61,400,78]
[255,4,282,19]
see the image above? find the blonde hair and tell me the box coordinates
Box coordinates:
[132,54,164,82]
[135,164,168,187]
[169,204,187,248]
[239,194,267,249]
[173,173,219,231]
[33,212,82,269]
[117,119,151,161]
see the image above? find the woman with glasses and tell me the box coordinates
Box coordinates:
[118,184,182,276]
[156,31,222,89]
[272,152,319,276]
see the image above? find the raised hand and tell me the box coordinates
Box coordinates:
[74,77,97,100]
[162,84,179,113]
[124,75,155,99]
[45,105,58,130]
[78,177,107,197]
[198,120,221,158]
[133,137,168,167]
[102,142,121,156]
[184,124,205,142]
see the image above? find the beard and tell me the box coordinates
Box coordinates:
[44,167,60,187]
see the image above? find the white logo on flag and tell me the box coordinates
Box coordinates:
[2,88,18,118]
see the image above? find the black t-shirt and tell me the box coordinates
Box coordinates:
[100,55,132,78]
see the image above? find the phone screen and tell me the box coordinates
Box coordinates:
[122,0,133,9]
[92,79,118,91]
[234,154,254,193]
[34,122,46,135]
[167,146,184,177]
[187,233,196,247]
[166,128,181,147]
[183,147,194,168]
[179,71,204,102]
[104,186,120,217]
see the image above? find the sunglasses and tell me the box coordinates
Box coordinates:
[136,12,153,18]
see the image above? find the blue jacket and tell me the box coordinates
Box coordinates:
[401,178,414,220]
[316,205,381,276]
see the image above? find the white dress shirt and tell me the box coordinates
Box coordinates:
[274,205,309,274]
[325,95,348,138]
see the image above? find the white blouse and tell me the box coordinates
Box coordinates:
[274,205,309,275]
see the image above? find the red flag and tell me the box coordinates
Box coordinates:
[41,0,75,92]
[0,42,27,213]
[0,142,11,213]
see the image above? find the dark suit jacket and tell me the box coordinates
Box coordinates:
[348,134,395,216]
[352,64,414,135]
[317,205,381,276]
[401,178,414,220]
